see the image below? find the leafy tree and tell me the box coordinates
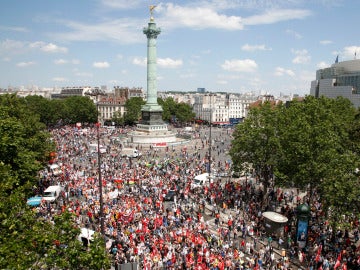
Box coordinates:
[175,102,196,124]
[230,95,360,226]
[320,152,360,228]
[158,97,177,122]
[229,102,281,197]
[0,94,53,192]
[124,97,145,125]
[111,110,125,126]
[0,94,111,269]
[276,96,356,192]
[62,96,98,124]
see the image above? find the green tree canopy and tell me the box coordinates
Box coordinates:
[175,102,196,124]
[0,94,110,269]
[158,97,177,122]
[230,96,360,226]
[124,97,146,125]
[230,102,281,196]
[0,94,53,193]
[62,96,98,124]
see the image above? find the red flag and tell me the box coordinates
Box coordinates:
[334,252,342,269]
[315,244,322,263]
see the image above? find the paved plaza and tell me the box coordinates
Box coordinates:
[32,125,359,270]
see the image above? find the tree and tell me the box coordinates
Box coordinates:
[229,102,281,198]
[124,97,145,125]
[0,94,53,192]
[276,96,356,192]
[62,96,98,124]
[0,94,111,269]
[158,97,177,122]
[230,95,360,227]
[175,102,196,125]
[111,110,125,126]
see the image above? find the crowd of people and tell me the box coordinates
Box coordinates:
[32,125,359,270]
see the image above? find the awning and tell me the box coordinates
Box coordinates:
[27,196,42,207]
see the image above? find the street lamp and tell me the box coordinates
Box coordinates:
[95,121,105,236]
[85,88,106,236]
[208,94,213,175]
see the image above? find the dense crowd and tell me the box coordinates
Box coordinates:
[32,125,359,270]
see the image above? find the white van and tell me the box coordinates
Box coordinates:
[190,173,214,189]
[121,148,141,158]
[43,185,63,203]
[89,143,107,154]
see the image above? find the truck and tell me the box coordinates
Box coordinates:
[42,185,64,203]
[89,143,107,154]
[190,173,214,189]
[121,148,141,158]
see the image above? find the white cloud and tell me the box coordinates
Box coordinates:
[286,29,302,39]
[0,39,25,55]
[342,46,360,59]
[54,58,79,65]
[158,58,183,68]
[320,40,332,45]
[54,59,68,65]
[292,49,311,64]
[16,61,35,67]
[132,57,146,67]
[317,61,329,69]
[243,9,311,25]
[274,67,295,77]
[101,0,142,9]
[93,61,110,68]
[241,44,271,52]
[0,26,28,32]
[52,77,67,82]
[29,41,68,53]
[52,19,142,44]
[221,59,258,72]
[158,3,244,30]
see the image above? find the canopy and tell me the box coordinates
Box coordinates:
[27,196,42,207]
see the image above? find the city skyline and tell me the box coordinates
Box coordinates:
[1,0,359,96]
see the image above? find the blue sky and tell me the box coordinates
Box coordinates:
[1,0,359,96]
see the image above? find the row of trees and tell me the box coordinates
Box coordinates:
[229,96,360,228]
[0,94,110,269]
[24,95,98,126]
[22,95,195,127]
[111,97,196,126]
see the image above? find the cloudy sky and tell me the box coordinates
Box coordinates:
[1,0,359,96]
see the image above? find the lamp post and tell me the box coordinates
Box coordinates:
[208,94,213,175]
[96,121,105,236]
[85,88,106,236]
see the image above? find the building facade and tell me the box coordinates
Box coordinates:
[310,59,360,108]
